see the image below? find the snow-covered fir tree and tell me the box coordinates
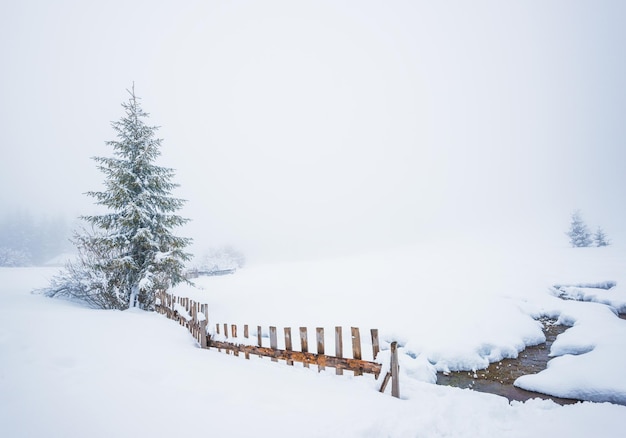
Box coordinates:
[566,210,592,248]
[593,226,610,247]
[43,86,192,310]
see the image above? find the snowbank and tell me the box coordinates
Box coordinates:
[173,240,626,404]
[2,239,626,437]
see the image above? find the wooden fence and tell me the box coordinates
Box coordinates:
[155,290,400,398]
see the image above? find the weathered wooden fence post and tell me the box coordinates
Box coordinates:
[391,341,400,398]
[379,341,400,397]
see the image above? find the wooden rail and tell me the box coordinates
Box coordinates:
[212,323,382,377]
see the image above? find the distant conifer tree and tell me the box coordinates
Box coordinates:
[593,226,610,247]
[566,210,592,248]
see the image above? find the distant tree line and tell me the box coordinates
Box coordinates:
[566,210,610,248]
[0,211,73,266]
[192,245,246,274]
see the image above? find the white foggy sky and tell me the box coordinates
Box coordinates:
[1,0,625,261]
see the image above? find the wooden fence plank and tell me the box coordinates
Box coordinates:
[200,319,207,348]
[335,326,343,375]
[371,329,380,362]
[270,326,278,362]
[316,328,325,371]
[300,327,309,368]
[223,323,229,354]
[244,325,250,359]
[351,327,362,376]
[231,325,239,356]
[284,328,293,366]
[190,302,196,338]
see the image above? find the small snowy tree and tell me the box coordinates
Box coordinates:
[566,210,592,248]
[42,86,192,310]
[593,226,610,247]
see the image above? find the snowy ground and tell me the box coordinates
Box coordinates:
[2,239,626,437]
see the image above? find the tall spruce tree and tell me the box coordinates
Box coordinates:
[42,86,192,309]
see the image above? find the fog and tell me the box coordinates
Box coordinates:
[2,0,625,262]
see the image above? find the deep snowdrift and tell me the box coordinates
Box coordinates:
[2,240,626,437]
[174,240,626,404]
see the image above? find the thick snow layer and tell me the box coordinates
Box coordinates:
[515,300,626,404]
[2,240,626,437]
[553,284,626,313]
[174,240,626,405]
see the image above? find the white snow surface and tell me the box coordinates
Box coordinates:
[2,240,626,437]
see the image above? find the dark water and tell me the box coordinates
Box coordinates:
[437,318,580,405]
